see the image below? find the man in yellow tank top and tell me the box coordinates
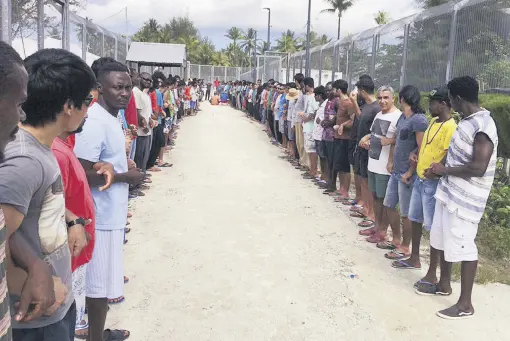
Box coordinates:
[392,85,457,288]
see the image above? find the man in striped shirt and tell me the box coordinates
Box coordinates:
[429,76,498,320]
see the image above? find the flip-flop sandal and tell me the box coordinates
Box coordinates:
[125,228,131,233]
[376,241,397,250]
[127,212,133,218]
[104,329,130,341]
[366,234,386,243]
[334,197,349,202]
[385,249,410,260]
[359,228,375,236]
[350,205,363,212]
[108,296,125,305]
[358,219,375,228]
[342,199,358,206]
[158,163,173,167]
[391,259,421,270]
[124,276,129,284]
[350,211,366,218]
[413,279,435,289]
[143,178,152,183]
[414,282,450,296]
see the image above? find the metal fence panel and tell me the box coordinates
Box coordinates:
[310,46,321,85]
[214,66,226,82]
[320,43,335,85]
[226,66,239,80]
[452,0,510,91]
[44,1,63,48]
[190,64,199,79]
[405,3,454,91]
[374,18,409,90]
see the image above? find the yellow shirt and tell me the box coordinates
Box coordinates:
[417,117,457,178]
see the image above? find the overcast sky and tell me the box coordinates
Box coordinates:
[80,0,420,49]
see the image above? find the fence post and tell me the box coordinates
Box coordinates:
[445,7,459,83]
[198,65,201,79]
[332,43,338,82]
[82,23,87,61]
[371,34,378,79]
[224,66,227,82]
[237,67,241,80]
[114,37,118,60]
[62,0,70,50]
[287,52,291,83]
[400,24,410,89]
[0,0,12,43]
[37,0,44,50]
[100,32,105,57]
[318,48,323,85]
[346,42,352,88]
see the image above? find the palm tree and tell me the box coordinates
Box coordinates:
[225,27,245,66]
[374,11,390,25]
[257,41,271,54]
[132,18,161,42]
[320,0,354,40]
[240,28,257,67]
[276,30,300,53]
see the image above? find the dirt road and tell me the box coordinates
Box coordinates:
[108,103,510,340]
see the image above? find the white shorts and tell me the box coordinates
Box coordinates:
[86,229,124,299]
[429,201,479,262]
[72,264,87,329]
[304,132,316,153]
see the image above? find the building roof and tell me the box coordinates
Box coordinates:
[127,42,186,67]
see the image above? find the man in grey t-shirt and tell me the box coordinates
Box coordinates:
[0,48,95,341]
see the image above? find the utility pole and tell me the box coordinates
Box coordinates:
[304,0,311,77]
[263,8,271,51]
[125,7,128,58]
[253,30,258,82]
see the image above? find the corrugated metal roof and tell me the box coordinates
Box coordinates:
[127,42,186,66]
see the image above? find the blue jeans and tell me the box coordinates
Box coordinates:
[260,106,266,124]
[408,177,439,231]
[129,139,136,160]
[383,172,415,217]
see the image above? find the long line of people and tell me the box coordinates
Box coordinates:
[0,43,204,341]
[230,73,498,321]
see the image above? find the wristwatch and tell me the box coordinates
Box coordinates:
[67,217,86,229]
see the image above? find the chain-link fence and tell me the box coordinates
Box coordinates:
[237,0,510,91]
[3,0,129,66]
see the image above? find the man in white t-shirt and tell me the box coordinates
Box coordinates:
[359,85,402,245]
[299,77,319,178]
[132,72,152,172]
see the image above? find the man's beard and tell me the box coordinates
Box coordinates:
[71,120,86,134]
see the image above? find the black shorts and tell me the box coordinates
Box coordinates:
[324,140,335,169]
[315,140,326,159]
[348,139,357,166]
[332,139,351,173]
[13,302,76,341]
[354,149,369,178]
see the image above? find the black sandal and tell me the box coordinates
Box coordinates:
[104,329,130,341]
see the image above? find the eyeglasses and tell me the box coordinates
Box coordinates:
[84,94,94,107]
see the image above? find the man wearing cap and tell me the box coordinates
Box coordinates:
[404,87,455,285]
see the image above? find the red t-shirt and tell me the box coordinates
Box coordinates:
[125,94,138,128]
[51,137,95,272]
[149,91,159,114]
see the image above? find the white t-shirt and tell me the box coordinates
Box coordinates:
[74,103,129,230]
[248,89,253,103]
[191,87,197,101]
[313,100,328,141]
[132,87,152,136]
[367,108,402,175]
[302,93,318,134]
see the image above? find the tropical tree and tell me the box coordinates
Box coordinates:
[225,27,244,48]
[320,0,354,40]
[374,11,390,25]
[276,30,300,53]
[240,28,257,66]
[132,18,161,42]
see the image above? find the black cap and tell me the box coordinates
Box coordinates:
[428,85,450,102]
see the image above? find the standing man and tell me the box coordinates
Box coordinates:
[358,86,402,245]
[300,78,319,179]
[206,82,211,101]
[0,48,95,341]
[132,72,152,173]
[0,41,54,341]
[331,79,353,199]
[382,85,428,260]
[428,76,498,320]
[398,86,456,273]
[75,62,144,341]
[294,73,309,169]
[352,77,380,230]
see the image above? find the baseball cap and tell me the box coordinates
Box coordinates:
[428,85,450,102]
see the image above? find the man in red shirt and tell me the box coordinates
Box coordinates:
[51,120,115,339]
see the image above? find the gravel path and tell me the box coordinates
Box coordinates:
[108,102,510,341]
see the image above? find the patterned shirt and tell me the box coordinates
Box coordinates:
[435,110,498,223]
[322,99,337,141]
[0,212,11,341]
